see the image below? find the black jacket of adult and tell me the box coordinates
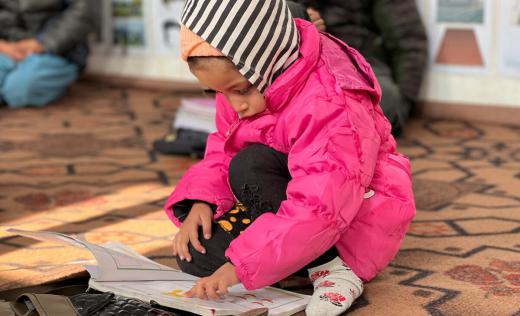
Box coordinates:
[295,0,428,103]
[0,0,96,65]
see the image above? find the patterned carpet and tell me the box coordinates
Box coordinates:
[0,82,519,315]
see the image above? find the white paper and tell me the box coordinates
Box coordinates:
[173,111,217,133]
[173,98,217,133]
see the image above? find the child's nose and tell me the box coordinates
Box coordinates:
[232,101,248,113]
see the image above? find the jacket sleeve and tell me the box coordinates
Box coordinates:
[225,93,381,290]
[373,0,428,102]
[38,0,96,55]
[164,94,236,227]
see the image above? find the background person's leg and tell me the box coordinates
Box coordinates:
[0,54,16,103]
[372,63,412,136]
[1,54,79,108]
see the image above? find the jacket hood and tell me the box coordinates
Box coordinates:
[264,19,381,114]
[181,0,300,93]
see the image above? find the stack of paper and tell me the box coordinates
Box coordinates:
[173,97,217,134]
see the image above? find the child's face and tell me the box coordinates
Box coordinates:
[189,58,267,119]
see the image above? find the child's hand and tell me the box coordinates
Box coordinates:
[172,202,213,262]
[185,262,240,300]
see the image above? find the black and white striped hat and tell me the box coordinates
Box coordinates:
[181,0,300,93]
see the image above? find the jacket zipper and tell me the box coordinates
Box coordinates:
[225,117,241,202]
[225,118,242,138]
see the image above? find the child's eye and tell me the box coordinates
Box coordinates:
[203,89,217,97]
[237,87,251,95]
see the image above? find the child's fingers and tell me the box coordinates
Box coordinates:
[172,234,183,257]
[180,239,191,262]
[184,289,193,298]
[218,281,229,297]
[200,214,212,240]
[172,238,177,256]
[189,282,208,300]
[189,230,206,254]
[174,233,190,261]
[206,283,220,300]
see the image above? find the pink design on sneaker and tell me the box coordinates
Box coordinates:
[319,292,347,307]
[310,270,330,282]
[316,280,336,288]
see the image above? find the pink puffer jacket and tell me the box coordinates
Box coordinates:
[165,20,416,290]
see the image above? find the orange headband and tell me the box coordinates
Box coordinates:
[180,25,225,61]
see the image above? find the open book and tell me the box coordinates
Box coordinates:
[8,228,310,316]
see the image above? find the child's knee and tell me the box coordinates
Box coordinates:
[228,144,275,189]
[176,242,225,277]
[230,144,269,170]
[176,255,213,277]
[176,225,233,277]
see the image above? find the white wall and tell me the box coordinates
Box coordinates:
[87,0,198,84]
[87,54,196,83]
[87,0,520,108]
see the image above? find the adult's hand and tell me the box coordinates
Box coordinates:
[0,40,26,61]
[307,8,326,32]
[16,38,45,55]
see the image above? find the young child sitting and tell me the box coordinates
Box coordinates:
[165,0,416,314]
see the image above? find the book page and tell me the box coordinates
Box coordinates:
[89,279,309,316]
[6,228,88,248]
[7,228,197,282]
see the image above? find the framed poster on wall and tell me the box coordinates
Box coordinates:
[428,0,493,74]
[150,0,184,56]
[111,0,148,54]
[91,0,183,56]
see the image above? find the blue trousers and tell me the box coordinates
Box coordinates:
[0,53,79,108]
